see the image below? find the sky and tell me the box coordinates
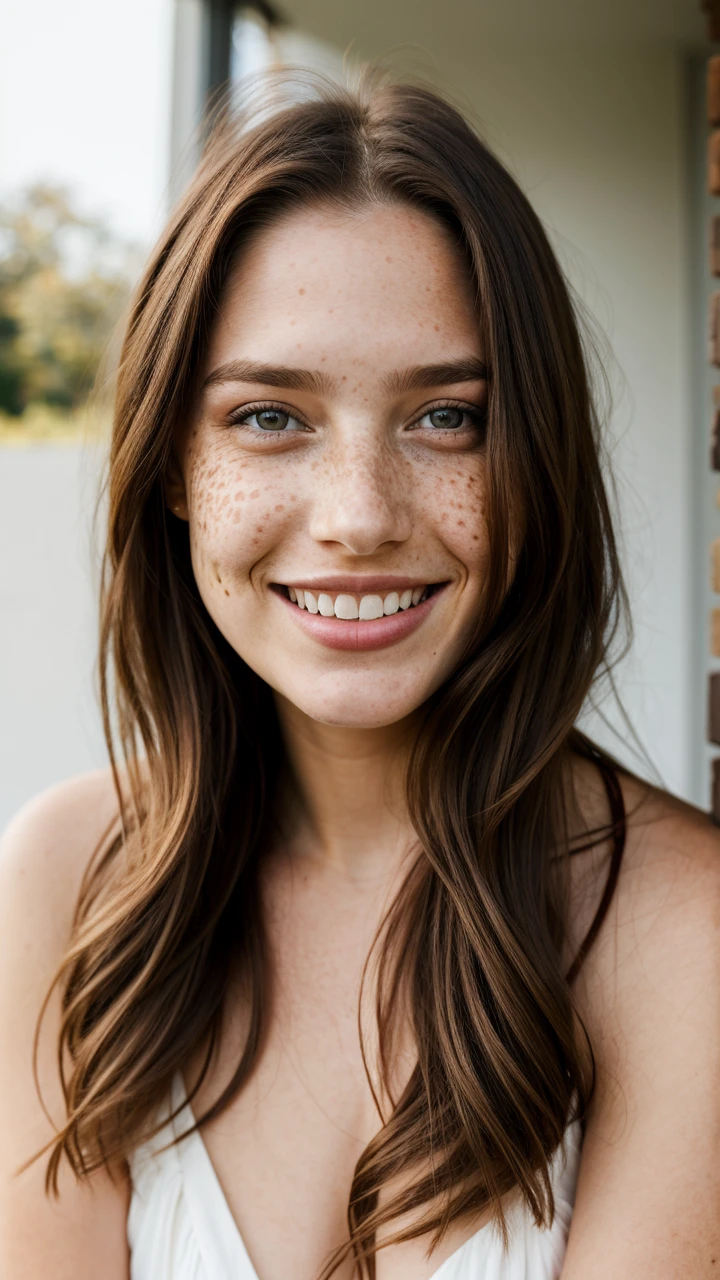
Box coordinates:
[0,0,174,246]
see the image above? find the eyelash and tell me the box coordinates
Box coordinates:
[226,399,488,437]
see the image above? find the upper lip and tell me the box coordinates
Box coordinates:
[274,576,447,593]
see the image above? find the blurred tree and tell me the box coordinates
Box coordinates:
[0,185,136,418]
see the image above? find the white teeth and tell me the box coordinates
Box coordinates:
[358,594,384,620]
[334,594,359,620]
[285,585,431,618]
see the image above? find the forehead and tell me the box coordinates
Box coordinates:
[204,202,482,376]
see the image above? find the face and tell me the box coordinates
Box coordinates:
[169,202,490,729]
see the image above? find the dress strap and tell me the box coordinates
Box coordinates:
[565,757,626,985]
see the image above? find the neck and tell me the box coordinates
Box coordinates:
[274,694,419,880]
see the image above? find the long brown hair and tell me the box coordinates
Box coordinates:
[42,67,628,1276]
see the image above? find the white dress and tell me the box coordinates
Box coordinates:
[127,1073,582,1280]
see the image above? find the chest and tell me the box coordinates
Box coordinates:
[185,860,484,1280]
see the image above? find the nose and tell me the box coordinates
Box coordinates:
[308,437,412,556]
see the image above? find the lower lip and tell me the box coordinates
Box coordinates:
[275,588,446,651]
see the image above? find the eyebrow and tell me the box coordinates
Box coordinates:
[202,356,489,396]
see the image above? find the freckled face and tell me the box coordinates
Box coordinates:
[172,202,490,728]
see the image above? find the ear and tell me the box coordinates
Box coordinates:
[164,452,189,522]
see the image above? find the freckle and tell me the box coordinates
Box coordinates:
[341,375,347,381]
[224,588,230,596]
[328,308,334,314]
[385,256,392,262]
[434,324,439,331]
[458,520,465,527]
[311,461,319,471]
[473,534,479,541]
[257,526,263,533]
[234,491,245,500]
[299,287,305,295]
[275,504,285,511]
[249,489,259,498]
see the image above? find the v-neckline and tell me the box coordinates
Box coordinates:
[170,1073,507,1280]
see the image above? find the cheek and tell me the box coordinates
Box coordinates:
[185,443,293,596]
[429,457,488,569]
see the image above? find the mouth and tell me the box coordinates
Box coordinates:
[270,580,449,652]
[277,582,439,619]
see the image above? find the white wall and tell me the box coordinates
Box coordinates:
[0,448,108,829]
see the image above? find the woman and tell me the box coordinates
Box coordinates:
[0,71,718,1280]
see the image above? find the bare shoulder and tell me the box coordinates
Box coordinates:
[0,766,123,890]
[561,764,720,1278]
[575,769,720,1009]
[0,767,127,1069]
[0,770,130,1280]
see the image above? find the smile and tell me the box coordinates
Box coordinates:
[272,581,448,652]
[285,585,428,619]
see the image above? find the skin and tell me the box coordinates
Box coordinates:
[0,200,719,1280]
[170,201,489,737]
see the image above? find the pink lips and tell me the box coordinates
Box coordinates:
[276,586,445,651]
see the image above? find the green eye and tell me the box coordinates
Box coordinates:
[253,409,290,431]
[426,408,464,430]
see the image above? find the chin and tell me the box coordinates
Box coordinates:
[295,701,414,730]
[275,668,436,730]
